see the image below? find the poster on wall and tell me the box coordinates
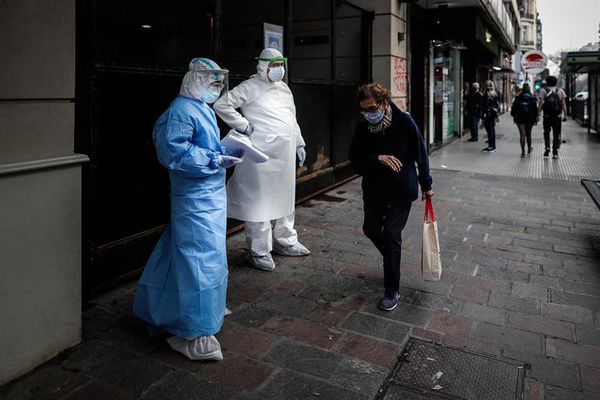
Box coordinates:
[263,23,284,52]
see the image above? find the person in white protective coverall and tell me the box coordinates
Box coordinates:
[214,48,310,271]
[133,57,242,361]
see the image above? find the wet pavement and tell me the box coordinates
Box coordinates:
[2,116,600,400]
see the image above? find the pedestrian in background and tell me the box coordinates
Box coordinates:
[481,80,500,152]
[349,83,433,312]
[538,75,568,159]
[510,83,538,158]
[465,82,483,142]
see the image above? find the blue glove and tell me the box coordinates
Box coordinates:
[217,155,243,169]
[296,146,306,166]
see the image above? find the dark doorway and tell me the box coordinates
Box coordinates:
[77,0,218,297]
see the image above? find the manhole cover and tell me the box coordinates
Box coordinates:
[376,339,527,400]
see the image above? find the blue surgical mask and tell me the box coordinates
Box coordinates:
[268,66,285,82]
[201,86,222,104]
[363,109,384,124]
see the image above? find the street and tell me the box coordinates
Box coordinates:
[2,116,600,400]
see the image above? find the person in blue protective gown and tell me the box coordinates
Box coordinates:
[133,58,243,361]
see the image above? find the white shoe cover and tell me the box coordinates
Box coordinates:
[247,253,276,271]
[166,335,223,361]
[225,307,232,316]
[273,242,310,256]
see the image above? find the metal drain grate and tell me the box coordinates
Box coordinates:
[376,339,527,400]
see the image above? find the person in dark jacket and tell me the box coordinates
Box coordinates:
[538,75,568,159]
[510,83,538,157]
[465,82,483,142]
[349,83,434,312]
[481,80,500,152]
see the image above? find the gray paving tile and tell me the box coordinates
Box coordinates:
[361,302,432,327]
[488,292,539,314]
[329,358,388,397]
[264,340,343,379]
[81,349,172,396]
[140,371,236,400]
[259,370,367,400]
[472,322,543,354]
[410,291,464,313]
[0,366,88,400]
[503,349,581,390]
[341,312,410,343]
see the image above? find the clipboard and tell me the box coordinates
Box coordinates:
[221,130,269,163]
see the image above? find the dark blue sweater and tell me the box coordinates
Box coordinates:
[349,103,433,206]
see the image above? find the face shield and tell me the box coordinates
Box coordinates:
[180,58,229,104]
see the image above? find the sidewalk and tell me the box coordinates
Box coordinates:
[430,115,600,181]
[2,119,600,400]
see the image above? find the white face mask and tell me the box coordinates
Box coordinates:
[201,86,222,104]
[268,66,285,82]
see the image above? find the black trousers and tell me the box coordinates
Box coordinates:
[543,116,562,152]
[484,117,496,148]
[362,202,412,295]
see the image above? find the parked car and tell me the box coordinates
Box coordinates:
[574,91,589,101]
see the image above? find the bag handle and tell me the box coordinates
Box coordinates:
[424,198,435,223]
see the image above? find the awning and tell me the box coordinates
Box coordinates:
[566,51,600,73]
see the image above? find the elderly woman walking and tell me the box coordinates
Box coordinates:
[349,83,433,311]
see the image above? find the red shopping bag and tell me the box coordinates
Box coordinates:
[422,198,442,281]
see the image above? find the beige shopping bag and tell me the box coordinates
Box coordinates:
[422,198,442,281]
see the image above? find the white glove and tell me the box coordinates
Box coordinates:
[217,155,243,169]
[296,146,306,166]
[243,123,254,136]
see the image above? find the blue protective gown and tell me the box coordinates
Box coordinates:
[133,95,228,338]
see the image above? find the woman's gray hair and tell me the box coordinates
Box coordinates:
[358,83,391,104]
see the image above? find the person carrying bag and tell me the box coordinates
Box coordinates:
[422,198,441,281]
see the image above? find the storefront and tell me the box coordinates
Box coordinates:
[566,51,600,134]
[433,46,462,144]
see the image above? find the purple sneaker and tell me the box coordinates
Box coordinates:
[380,292,400,311]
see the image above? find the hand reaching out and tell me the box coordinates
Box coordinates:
[378,155,402,173]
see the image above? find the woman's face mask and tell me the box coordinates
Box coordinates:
[360,102,385,124]
[268,66,285,82]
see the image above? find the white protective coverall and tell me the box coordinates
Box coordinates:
[214,48,306,257]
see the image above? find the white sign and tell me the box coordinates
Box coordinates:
[263,23,283,52]
[521,50,548,74]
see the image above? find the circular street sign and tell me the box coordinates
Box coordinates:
[521,50,548,74]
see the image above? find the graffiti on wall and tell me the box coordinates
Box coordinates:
[393,57,408,97]
[392,97,407,111]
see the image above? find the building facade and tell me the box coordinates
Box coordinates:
[518,0,538,52]
[406,0,521,146]
[0,0,521,384]
[0,0,87,385]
